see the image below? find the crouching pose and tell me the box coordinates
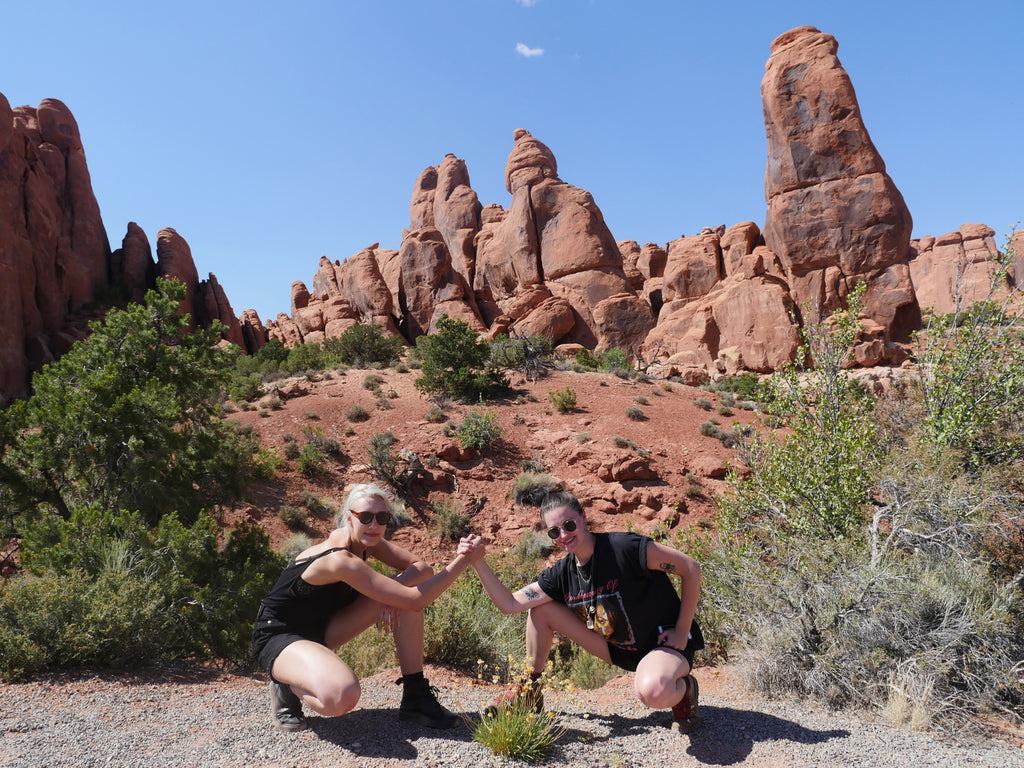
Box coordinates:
[472,491,704,732]
[253,483,485,732]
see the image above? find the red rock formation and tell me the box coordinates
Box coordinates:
[646,249,800,377]
[0,94,110,401]
[110,223,156,304]
[240,309,267,353]
[761,26,918,348]
[663,233,724,303]
[908,224,1009,316]
[398,228,483,338]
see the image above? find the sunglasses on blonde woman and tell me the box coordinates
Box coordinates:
[356,511,391,526]
[547,519,578,540]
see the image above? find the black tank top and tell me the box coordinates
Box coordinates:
[258,546,364,637]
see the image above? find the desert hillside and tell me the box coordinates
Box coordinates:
[223,365,752,561]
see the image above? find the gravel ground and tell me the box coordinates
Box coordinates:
[1,664,1021,768]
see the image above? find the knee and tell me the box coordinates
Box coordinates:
[314,678,361,717]
[634,670,679,709]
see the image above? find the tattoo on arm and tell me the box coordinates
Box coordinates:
[524,586,540,600]
[660,561,677,573]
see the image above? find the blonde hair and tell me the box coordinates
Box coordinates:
[336,483,394,528]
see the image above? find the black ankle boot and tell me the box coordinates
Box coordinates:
[270,680,309,732]
[397,676,459,729]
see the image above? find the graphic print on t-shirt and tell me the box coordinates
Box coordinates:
[567,581,638,649]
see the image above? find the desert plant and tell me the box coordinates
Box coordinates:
[430,495,471,542]
[510,472,563,508]
[914,233,1024,466]
[345,404,370,423]
[425,405,446,423]
[363,373,385,392]
[546,387,577,414]
[0,278,262,528]
[278,504,308,529]
[296,443,326,477]
[489,332,555,381]
[366,431,400,490]
[323,323,404,367]
[6,506,283,680]
[414,315,507,401]
[721,282,878,540]
[625,406,645,421]
[457,409,503,452]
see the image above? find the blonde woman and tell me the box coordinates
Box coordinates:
[252,483,484,731]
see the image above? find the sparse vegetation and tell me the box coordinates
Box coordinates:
[546,387,577,413]
[323,323,404,367]
[430,495,471,542]
[625,406,645,421]
[511,472,563,507]
[278,504,308,529]
[414,315,507,401]
[489,332,554,381]
[345,404,370,423]
[456,409,503,452]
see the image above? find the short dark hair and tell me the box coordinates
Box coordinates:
[540,490,584,521]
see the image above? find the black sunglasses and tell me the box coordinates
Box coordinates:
[355,511,391,526]
[547,519,578,540]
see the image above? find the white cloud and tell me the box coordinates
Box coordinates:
[516,42,544,58]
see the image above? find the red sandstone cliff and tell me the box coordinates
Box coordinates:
[0,94,244,403]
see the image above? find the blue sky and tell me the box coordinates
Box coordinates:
[3,1,1021,322]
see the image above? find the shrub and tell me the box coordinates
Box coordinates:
[510,472,563,507]
[694,398,712,411]
[298,490,334,517]
[425,405,446,423]
[489,332,554,381]
[296,443,326,476]
[278,504,308,529]
[457,409,503,452]
[431,496,471,542]
[546,387,577,413]
[471,687,565,762]
[721,283,877,540]
[228,373,262,403]
[363,373,385,392]
[611,436,631,449]
[914,234,1024,466]
[281,532,311,560]
[716,405,733,417]
[0,278,262,527]
[323,323,404,367]
[710,372,761,400]
[346,404,370,423]
[367,431,400,490]
[625,406,645,421]
[5,506,283,680]
[414,315,507,401]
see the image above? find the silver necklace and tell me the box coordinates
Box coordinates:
[575,549,598,630]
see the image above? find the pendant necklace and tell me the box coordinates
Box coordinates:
[575,548,598,630]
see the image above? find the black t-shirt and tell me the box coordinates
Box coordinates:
[537,531,701,654]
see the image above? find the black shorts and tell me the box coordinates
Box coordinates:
[607,641,696,672]
[606,621,702,673]
[252,605,327,678]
